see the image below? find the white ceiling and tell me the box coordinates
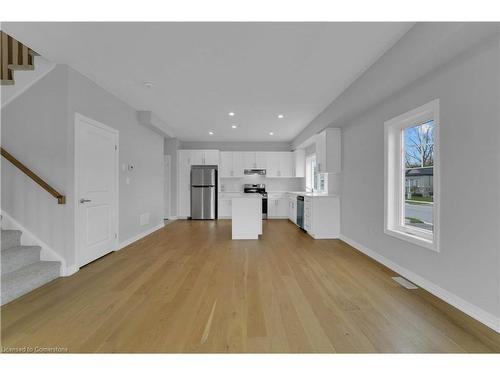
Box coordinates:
[4,22,413,142]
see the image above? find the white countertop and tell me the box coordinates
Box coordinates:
[221,190,337,198]
[231,193,262,199]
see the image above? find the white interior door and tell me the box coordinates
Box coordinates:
[75,114,118,267]
[164,155,171,219]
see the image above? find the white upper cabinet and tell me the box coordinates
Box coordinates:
[242,152,267,170]
[279,152,294,177]
[266,152,294,177]
[266,152,280,176]
[232,152,245,177]
[293,149,305,177]
[190,150,204,165]
[255,152,267,169]
[315,128,341,174]
[220,151,245,177]
[209,149,305,179]
[186,150,219,166]
[220,152,233,177]
[204,150,220,165]
[243,152,256,169]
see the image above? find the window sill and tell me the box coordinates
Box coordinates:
[384,227,439,252]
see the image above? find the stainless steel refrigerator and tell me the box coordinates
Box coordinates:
[190,165,217,220]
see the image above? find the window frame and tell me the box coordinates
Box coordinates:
[384,99,440,252]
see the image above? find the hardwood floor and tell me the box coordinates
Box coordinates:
[1,220,499,353]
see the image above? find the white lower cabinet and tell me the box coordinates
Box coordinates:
[268,194,288,218]
[219,198,232,218]
[219,193,245,218]
[303,195,340,239]
[288,194,297,224]
[283,193,340,238]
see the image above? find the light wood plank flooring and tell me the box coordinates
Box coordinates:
[1,220,499,353]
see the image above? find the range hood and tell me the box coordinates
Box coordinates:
[244,169,266,176]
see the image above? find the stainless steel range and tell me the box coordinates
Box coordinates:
[243,183,267,219]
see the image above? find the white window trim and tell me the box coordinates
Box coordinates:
[384,99,440,252]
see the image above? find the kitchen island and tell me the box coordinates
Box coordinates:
[231,194,262,239]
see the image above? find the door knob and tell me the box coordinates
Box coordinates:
[80,198,92,203]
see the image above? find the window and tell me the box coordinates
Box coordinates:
[305,154,316,192]
[384,99,440,251]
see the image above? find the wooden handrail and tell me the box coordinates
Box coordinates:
[1,147,66,204]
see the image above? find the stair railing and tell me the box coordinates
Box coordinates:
[1,147,66,204]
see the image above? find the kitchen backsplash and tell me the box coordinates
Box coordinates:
[220,177,305,192]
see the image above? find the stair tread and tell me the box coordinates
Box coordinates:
[1,261,60,305]
[1,246,42,273]
[1,229,22,250]
[1,229,22,235]
[1,245,41,253]
[2,260,60,281]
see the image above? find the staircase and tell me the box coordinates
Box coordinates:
[1,229,61,305]
[1,30,39,85]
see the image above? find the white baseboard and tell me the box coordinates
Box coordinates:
[167,216,178,220]
[118,222,165,250]
[339,234,500,333]
[1,210,67,275]
[310,232,340,239]
[62,265,79,277]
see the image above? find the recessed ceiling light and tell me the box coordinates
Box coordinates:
[209,131,214,135]
[269,132,274,136]
[231,125,237,129]
[278,114,284,119]
[143,81,153,88]
[228,112,235,117]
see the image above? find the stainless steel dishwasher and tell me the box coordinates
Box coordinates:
[296,196,305,229]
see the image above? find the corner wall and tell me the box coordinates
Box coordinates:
[2,64,165,270]
[2,66,72,265]
[340,34,500,327]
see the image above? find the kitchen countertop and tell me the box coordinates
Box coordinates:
[221,191,338,198]
[269,191,338,198]
[231,193,262,199]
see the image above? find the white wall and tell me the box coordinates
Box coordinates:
[2,65,165,269]
[340,35,500,324]
[67,67,164,259]
[2,66,71,263]
[292,23,500,149]
[164,137,181,217]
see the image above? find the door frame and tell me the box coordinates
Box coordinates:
[164,154,171,219]
[74,113,119,268]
